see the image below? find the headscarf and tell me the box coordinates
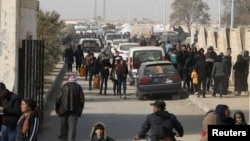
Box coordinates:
[215,104,234,125]
[68,73,77,82]
[233,110,248,125]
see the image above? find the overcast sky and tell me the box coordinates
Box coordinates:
[39,0,221,23]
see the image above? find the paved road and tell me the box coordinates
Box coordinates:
[1,57,248,141]
[38,66,206,141]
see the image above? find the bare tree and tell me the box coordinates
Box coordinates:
[222,0,250,27]
[170,0,211,33]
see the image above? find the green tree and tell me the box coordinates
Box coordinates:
[222,0,250,27]
[170,0,211,33]
[37,10,67,74]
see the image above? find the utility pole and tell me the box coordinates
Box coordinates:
[164,0,166,26]
[128,0,130,23]
[94,0,97,19]
[219,0,221,29]
[230,0,235,28]
[103,0,106,20]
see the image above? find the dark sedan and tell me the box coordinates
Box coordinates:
[135,61,183,100]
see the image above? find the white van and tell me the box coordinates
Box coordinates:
[127,46,167,85]
[104,33,123,45]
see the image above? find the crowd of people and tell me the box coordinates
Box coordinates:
[63,43,129,99]
[159,41,250,98]
[59,33,250,141]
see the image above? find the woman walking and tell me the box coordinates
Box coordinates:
[211,55,226,98]
[233,54,247,96]
[116,59,128,99]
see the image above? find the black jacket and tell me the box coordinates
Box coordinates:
[16,113,40,141]
[99,60,113,77]
[55,82,85,117]
[74,48,84,63]
[2,90,22,129]
[138,111,184,141]
[196,59,207,78]
[88,57,99,74]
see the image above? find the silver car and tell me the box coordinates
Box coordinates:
[135,61,183,100]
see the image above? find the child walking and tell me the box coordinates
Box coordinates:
[191,67,199,96]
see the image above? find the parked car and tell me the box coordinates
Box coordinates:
[127,46,166,85]
[114,42,140,61]
[135,61,182,100]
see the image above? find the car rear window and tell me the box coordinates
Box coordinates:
[82,40,100,47]
[133,50,163,69]
[143,64,175,75]
[120,45,139,51]
[106,34,122,40]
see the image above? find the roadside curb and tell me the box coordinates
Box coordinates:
[188,95,211,113]
[43,62,65,107]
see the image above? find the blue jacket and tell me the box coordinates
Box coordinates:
[64,48,74,64]
[74,48,84,63]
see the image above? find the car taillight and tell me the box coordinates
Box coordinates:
[129,57,133,70]
[172,74,180,81]
[140,76,148,84]
[163,56,167,61]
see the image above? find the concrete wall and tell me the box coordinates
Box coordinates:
[20,0,38,40]
[217,28,228,54]
[230,28,242,62]
[0,0,38,92]
[206,28,217,51]
[0,0,19,91]
[197,27,206,48]
[245,28,250,51]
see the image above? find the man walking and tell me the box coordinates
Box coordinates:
[222,48,232,94]
[0,82,22,141]
[134,100,184,141]
[55,74,85,141]
[64,45,74,74]
[74,45,84,73]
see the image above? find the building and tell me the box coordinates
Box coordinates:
[0,0,38,92]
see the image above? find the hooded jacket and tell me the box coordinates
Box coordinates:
[89,122,115,141]
[138,111,184,141]
[199,110,218,141]
[215,104,234,125]
[55,82,85,117]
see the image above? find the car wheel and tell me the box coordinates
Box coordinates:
[172,89,183,100]
[138,93,144,100]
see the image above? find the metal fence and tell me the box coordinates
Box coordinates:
[18,40,45,119]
